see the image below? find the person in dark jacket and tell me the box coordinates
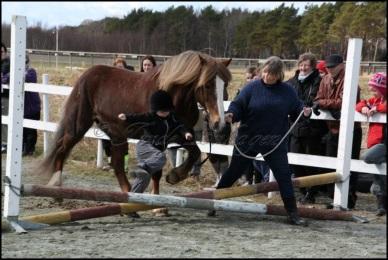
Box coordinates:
[2,54,41,155]
[22,55,41,156]
[314,54,362,209]
[286,53,328,204]
[118,90,193,193]
[1,42,10,153]
[209,56,312,226]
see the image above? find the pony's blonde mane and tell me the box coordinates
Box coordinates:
[157,51,231,91]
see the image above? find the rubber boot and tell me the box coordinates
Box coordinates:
[283,196,308,226]
[376,195,386,216]
[347,191,357,210]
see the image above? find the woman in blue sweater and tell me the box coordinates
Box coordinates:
[212,56,312,226]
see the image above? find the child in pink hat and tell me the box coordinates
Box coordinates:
[356,72,386,216]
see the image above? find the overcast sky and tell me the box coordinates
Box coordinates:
[2,1,326,28]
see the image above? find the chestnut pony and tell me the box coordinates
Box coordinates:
[40,50,232,195]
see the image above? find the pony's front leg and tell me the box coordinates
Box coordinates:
[151,170,169,217]
[111,142,131,192]
[165,142,201,184]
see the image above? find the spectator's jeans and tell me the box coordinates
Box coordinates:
[1,97,9,144]
[360,144,387,197]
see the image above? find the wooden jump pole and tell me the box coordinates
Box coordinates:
[20,172,368,224]
[22,185,270,214]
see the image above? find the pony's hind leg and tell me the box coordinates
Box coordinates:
[151,170,169,217]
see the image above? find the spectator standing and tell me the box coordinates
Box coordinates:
[2,55,41,156]
[357,72,386,216]
[286,53,328,204]
[140,55,157,72]
[313,54,362,209]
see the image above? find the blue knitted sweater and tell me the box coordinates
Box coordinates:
[228,79,304,149]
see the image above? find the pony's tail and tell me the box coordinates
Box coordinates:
[38,119,66,179]
[38,74,94,180]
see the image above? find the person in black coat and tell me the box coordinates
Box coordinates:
[118,90,193,194]
[286,53,328,204]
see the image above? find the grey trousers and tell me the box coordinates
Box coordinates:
[360,143,386,196]
[1,97,9,144]
[131,140,166,193]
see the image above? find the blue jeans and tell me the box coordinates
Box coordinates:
[360,143,386,196]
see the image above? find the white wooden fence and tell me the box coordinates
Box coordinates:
[2,82,386,175]
[1,16,386,232]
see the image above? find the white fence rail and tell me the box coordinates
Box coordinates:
[1,81,386,176]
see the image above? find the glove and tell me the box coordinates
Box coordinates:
[329,109,341,120]
[312,101,320,116]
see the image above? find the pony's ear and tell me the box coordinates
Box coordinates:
[220,58,232,67]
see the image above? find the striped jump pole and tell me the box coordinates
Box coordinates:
[20,172,367,224]
[22,172,340,203]
[23,185,270,214]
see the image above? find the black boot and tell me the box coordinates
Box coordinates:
[376,195,386,216]
[347,192,357,209]
[283,196,308,226]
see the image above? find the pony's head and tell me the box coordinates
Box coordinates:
[157,51,232,130]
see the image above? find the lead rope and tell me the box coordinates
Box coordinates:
[233,110,305,159]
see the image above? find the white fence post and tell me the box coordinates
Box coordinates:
[3,16,27,223]
[96,139,104,168]
[333,38,363,209]
[42,74,49,156]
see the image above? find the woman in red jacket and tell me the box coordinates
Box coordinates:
[356,72,386,216]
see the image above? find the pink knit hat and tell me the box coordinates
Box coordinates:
[368,72,386,96]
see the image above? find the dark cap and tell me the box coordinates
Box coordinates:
[325,54,343,68]
[150,90,174,112]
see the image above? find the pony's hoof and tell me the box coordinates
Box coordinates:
[152,208,170,217]
[165,169,188,185]
[165,171,180,185]
[47,171,63,186]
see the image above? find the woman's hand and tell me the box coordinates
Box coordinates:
[185,132,193,141]
[118,113,126,121]
[303,107,312,117]
[225,113,234,123]
[361,107,369,115]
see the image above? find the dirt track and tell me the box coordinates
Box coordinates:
[1,155,387,258]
